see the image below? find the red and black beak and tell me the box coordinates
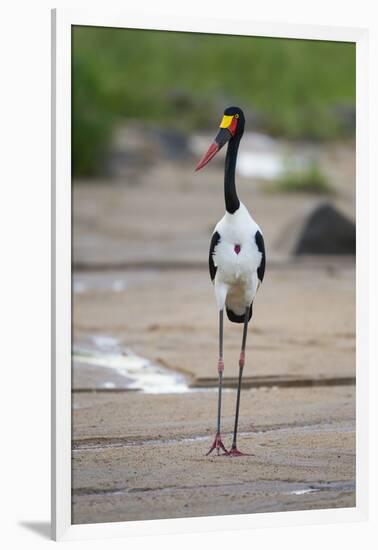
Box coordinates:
[195,127,233,171]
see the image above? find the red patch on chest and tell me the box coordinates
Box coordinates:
[234,244,241,255]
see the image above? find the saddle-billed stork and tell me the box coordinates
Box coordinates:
[196,106,266,456]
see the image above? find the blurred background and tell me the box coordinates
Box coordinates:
[72,27,356,524]
[72,27,355,177]
[72,26,355,267]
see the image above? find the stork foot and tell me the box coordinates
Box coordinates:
[206,432,229,456]
[227,445,254,457]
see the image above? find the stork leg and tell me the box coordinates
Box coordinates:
[228,306,253,457]
[206,309,229,456]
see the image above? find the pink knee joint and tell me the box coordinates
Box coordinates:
[218,358,224,373]
[239,351,245,369]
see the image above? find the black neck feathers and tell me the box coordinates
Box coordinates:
[224,135,241,214]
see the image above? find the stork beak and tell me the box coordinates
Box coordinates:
[195,127,232,171]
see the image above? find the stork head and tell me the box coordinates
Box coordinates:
[195,106,245,171]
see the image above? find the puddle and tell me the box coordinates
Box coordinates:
[73,335,190,394]
[74,349,190,394]
[290,488,319,496]
[73,275,128,294]
[289,481,355,496]
[91,335,120,351]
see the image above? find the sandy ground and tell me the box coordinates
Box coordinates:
[72,387,355,524]
[72,142,355,524]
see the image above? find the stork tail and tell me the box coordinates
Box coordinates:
[226,304,253,324]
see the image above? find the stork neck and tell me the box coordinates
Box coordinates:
[224,136,241,214]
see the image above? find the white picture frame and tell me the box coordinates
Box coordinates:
[51,8,369,541]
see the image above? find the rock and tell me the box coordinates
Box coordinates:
[294,203,355,255]
[332,104,356,135]
[149,127,189,160]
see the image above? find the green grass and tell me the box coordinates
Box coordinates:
[72,27,355,176]
[274,161,332,194]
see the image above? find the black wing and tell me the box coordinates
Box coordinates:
[255,230,266,283]
[208,231,221,282]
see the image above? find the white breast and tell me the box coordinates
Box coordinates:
[212,203,262,312]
